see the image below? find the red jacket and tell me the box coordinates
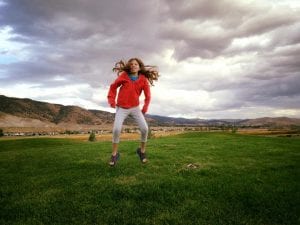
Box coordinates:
[107,72,151,113]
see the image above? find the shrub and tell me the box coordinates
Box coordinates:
[88,131,96,142]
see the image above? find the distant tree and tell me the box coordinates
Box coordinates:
[0,129,3,137]
[232,126,238,134]
[220,125,225,132]
[88,131,96,142]
[291,125,300,133]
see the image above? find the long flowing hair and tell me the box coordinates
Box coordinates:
[112,58,159,86]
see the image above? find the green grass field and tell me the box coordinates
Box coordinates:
[0,132,299,225]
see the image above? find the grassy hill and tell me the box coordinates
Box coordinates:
[0,132,299,225]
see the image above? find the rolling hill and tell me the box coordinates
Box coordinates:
[1,95,300,133]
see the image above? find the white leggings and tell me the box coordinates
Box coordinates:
[112,106,148,143]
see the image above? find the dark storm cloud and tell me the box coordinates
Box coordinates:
[0,0,162,87]
[163,0,247,22]
[160,0,300,60]
[1,0,157,41]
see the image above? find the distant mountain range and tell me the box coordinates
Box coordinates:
[1,95,300,132]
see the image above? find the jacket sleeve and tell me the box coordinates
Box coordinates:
[141,80,151,114]
[107,76,123,107]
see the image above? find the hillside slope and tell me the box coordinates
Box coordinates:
[1,95,300,131]
[0,95,114,126]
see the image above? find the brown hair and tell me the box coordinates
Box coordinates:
[113,58,159,86]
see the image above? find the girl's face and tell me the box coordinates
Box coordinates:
[129,60,140,75]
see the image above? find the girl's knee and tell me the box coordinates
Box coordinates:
[140,126,148,136]
[113,127,121,136]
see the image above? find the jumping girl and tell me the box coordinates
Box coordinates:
[107,58,159,166]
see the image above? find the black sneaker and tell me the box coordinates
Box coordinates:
[109,152,120,166]
[136,148,147,163]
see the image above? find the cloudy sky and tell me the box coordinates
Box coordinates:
[1,0,300,119]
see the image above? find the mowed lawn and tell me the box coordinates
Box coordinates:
[0,132,299,225]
